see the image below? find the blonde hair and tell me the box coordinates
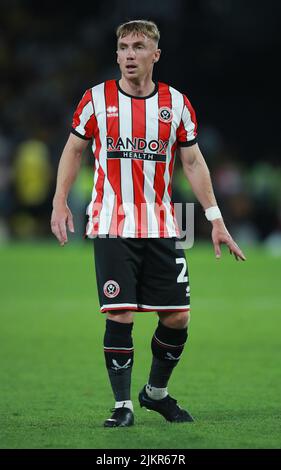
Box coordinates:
[116,20,160,45]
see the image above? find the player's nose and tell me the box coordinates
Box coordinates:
[126,47,136,58]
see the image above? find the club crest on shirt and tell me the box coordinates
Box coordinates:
[103,280,120,298]
[159,107,173,123]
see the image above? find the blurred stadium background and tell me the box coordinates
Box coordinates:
[1,0,281,450]
[0,0,280,248]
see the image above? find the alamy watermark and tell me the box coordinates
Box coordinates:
[88,202,195,250]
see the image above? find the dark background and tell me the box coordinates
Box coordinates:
[0,0,280,245]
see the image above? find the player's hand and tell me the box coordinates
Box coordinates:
[211,219,246,261]
[51,202,74,246]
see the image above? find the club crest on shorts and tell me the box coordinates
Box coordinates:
[103,280,120,298]
[159,107,173,123]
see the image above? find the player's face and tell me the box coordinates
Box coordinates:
[117,33,160,80]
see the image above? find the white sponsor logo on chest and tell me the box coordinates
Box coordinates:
[107,106,118,117]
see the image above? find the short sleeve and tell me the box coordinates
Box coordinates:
[71,89,97,140]
[177,94,198,147]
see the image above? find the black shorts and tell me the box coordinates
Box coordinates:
[93,237,190,313]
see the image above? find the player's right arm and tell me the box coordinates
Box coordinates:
[51,133,89,246]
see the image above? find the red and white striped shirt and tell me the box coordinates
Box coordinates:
[71,80,197,238]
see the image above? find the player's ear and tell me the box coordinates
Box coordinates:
[153,48,161,63]
[116,51,120,64]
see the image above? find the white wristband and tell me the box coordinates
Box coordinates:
[205,206,222,221]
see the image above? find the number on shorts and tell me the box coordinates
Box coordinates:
[176,258,188,283]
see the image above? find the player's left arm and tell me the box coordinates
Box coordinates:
[178,143,246,261]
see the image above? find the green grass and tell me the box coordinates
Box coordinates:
[0,241,280,449]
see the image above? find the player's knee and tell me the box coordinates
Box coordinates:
[158,310,190,329]
[106,310,134,324]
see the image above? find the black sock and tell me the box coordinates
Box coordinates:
[104,319,134,402]
[148,320,188,389]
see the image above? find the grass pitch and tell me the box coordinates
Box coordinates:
[0,241,280,449]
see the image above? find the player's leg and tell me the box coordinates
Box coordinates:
[138,238,193,422]
[93,237,144,427]
[103,310,135,427]
[139,309,193,422]
[147,310,190,398]
[146,310,190,400]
